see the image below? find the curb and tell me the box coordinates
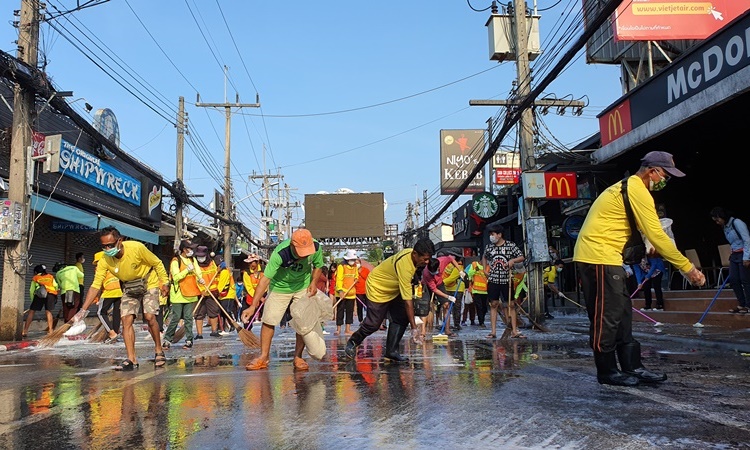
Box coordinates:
[564,325,750,353]
[0,340,38,351]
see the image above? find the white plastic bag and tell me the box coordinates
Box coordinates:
[289,290,332,336]
[464,291,473,305]
[303,325,326,360]
[64,320,87,337]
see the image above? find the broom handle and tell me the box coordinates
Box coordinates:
[191,269,222,314]
[203,283,241,328]
[331,283,357,315]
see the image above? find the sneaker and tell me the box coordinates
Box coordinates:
[653,308,664,311]
[162,341,171,349]
[640,308,650,311]
[209,331,222,338]
[194,334,204,340]
[182,340,193,349]
[322,330,330,335]
[344,340,358,360]
[460,321,467,327]
[219,330,231,336]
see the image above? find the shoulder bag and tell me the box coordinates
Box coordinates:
[621,177,646,265]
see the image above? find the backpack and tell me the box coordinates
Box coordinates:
[34,284,48,299]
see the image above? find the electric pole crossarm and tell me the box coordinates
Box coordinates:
[469,99,585,108]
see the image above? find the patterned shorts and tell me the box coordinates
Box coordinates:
[120,287,160,317]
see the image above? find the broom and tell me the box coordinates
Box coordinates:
[434,278,463,342]
[331,283,357,318]
[85,322,102,339]
[90,325,109,343]
[205,288,260,348]
[38,317,76,348]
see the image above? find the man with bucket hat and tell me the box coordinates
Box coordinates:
[574,151,705,386]
[335,249,359,336]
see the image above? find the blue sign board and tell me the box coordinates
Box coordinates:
[57,139,141,206]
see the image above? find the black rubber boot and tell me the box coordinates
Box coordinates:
[384,323,409,363]
[594,351,639,386]
[617,341,667,383]
[344,339,358,361]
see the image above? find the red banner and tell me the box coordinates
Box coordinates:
[614,0,750,41]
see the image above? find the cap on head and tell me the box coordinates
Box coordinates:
[291,229,315,257]
[343,249,358,261]
[640,151,686,177]
[34,264,46,274]
[179,239,197,251]
[93,251,104,264]
[244,253,260,263]
[195,246,209,257]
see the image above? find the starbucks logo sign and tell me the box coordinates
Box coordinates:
[472,192,498,219]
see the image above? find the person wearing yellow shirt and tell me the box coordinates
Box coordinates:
[216,262,237,335]
[573,151,704,386]
[75,226,170,371]
[93,251,123,344]
[335,249,359,336]
[194,245,221,339]
[240,254,263,319]
[344,238,435,363]
[542,259,565,319]
[443,251,466,331]
[466,260,488,328]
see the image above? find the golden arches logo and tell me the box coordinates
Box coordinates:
[607,110,624,140]
[547,176,571,197]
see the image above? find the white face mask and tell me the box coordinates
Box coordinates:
[347,260,356,266]
[356,263,361,269]
[489,235,499,244]
[197,256,207,263]
[185,250,194,257]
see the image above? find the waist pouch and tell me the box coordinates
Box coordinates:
[122,278,148,297]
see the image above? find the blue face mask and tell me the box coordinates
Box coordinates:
[104,247,119,257]
[429,269,440,276]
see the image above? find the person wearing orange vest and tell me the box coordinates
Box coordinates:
[194,245,221,339]
[93,251,123,344]
[240,254,263,318]
[467,260,489,328]
[163,240,203,350]
[335,249,359,336]
[23,264,59,337]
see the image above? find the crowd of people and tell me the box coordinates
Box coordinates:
[22,151,720,389]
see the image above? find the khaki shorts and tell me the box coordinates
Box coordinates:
[261,289,307,326]
[121,287,160,317]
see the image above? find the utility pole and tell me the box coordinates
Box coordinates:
[174,96,186,248]
[471,1,586,322]
[0,0,40,340]
[249,145,283,251]
[282,183,299,238]
[195,66,260,269]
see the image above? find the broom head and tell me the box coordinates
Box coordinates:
[90,326,109,343]
[85,322,102,340]
[38,320,73,348]
[432,333,448,342]
[235,320,260,348]
[172,325,186,343]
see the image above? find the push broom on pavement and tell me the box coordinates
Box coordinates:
[206,289,260,348]
[433,278,464,342]
[694,274,730,328]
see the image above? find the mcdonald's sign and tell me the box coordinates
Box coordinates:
[544,172,577,199]
[599,100,632,146]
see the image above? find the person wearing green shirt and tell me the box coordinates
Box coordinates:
[56,263,84,322]
[241,229,324,372]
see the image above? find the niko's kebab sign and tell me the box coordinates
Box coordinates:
[439,129,486,195]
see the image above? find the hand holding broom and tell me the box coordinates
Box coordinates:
[38,309,89,348]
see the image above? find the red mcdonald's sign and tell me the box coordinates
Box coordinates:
[599,100,632,146]
[544,172,577,199]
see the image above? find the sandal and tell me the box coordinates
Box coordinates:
[486,334,496,339]
[245,359,269,371]
[511,332,528,339]
[154,352,167,368]
[115,359,139,371]
[293,357,309,371]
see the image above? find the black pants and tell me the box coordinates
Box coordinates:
[472,292,488,325]
[642,271,664,309]
[356,294,365,322]
[97,296,121,334]
[577,262,635,353]
[350,295,408,346]
[336,298,355,325]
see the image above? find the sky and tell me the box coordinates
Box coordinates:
[1,0,623,239]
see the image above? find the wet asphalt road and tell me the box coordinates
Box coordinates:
[0,315,749,450]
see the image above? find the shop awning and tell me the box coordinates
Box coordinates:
[30,194,159,244]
